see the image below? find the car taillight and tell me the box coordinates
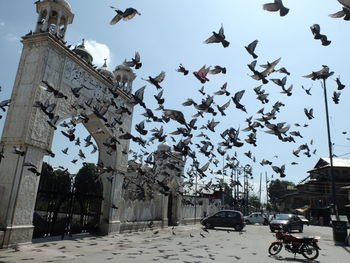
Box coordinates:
[240,216,244,222]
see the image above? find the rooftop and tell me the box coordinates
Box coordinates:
[308,157,350,173]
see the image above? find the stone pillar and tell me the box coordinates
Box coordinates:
[0,35,57,248]
[161,195,169,227]
[0,146,44,247]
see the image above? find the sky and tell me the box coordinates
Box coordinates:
[1,0,350,201]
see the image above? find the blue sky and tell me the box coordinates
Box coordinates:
[1,0,350,199]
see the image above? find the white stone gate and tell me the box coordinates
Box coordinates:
[0,0,135,248]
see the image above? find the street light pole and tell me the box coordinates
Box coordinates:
[194,168,198,224]
[221,155,225,209]
[322,78,339,219]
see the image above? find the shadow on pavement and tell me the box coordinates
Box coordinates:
[32,233,94,244]
[202,227,247,233]
[336,244,350,254]
[269,255,320,262]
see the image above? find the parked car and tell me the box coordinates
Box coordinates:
[244,212,269,225]
[200,210,245,231]
[269,214,303,233]
[297,215,310,226]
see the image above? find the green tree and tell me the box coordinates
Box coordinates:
[74,163,101,195]
[248,194,261,211]
[222,183,234,208]
[266,202,273,212]
[268,179,295,206]
[38,162,71,193]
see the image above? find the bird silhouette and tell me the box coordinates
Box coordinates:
[204,24,230,48]
[310,24,331,46]
[110,7,141,25]
[143,72,166,90]
[232,90,247,113]
[263,0,289,16]
[176,64,189,75]
[193,65,210,84]
[123,51,142,69]
[245,40,259,59]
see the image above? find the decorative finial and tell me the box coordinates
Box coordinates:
[81,38,85,47]
[103,58,107,68]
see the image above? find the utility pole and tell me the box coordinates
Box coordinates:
[322,78,338,219]
[221,155,225,209]
[194,168,198,224]
[265,172,269,205]
[259,172,262,211]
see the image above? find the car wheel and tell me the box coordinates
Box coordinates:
[299,225,303,233]
[246,220,251,224]
[234,224,243,231]
[283,226,290,233]
[205,222,213,229]
[270,228,275,232]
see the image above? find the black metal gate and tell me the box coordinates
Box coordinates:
[33,165,103,239]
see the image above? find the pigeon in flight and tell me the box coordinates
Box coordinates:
[263,0,289,17]
[232,90,247,113]
[339,0,350,9]
[310,24,331,46]
[333,91,341,104]
[272,164,286,177]
[123,52,142,69]
[303,65,334,80]
[304,108,314,120]
[329,6,350,20]
[110,7,141,25]
[193,65,210,84]
[204,24,230,48]
[0,99,11,112]
[209,65,226,75]
[245,40,259,59]
[302,85,312,95]
[176,64,189,75]
[335,77,346,90]
[143,71,166,89]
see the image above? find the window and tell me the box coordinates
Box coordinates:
[215,211,226,217]
[227,212,238,218]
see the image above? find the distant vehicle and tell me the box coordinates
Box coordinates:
[200,210,245,231]
[269,214,303,233]
[244,212,269,225]
[297,215,310,226]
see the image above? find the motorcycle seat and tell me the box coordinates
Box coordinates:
[296,236,320,241]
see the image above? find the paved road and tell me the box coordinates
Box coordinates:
[0,224,349,263]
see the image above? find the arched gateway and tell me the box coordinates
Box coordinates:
[0,0,135,248]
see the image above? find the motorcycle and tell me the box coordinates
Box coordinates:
[268,230,321,260]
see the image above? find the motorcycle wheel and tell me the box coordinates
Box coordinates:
[268,243,282,255]
[301,243,319,260]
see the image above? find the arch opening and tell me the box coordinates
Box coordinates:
[33,118,106,239]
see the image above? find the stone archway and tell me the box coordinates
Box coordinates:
[0,33,135,248]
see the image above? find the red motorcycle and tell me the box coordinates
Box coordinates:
[268,230,321,260]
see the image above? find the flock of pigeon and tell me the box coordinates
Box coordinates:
[0,0,350,199]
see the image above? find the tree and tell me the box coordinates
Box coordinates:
[38,162,71,193]
[248,194,261,211]
[74,163,101,195]
[266,202,273,212]
[222,183,234,209]
[268,179,295,207]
